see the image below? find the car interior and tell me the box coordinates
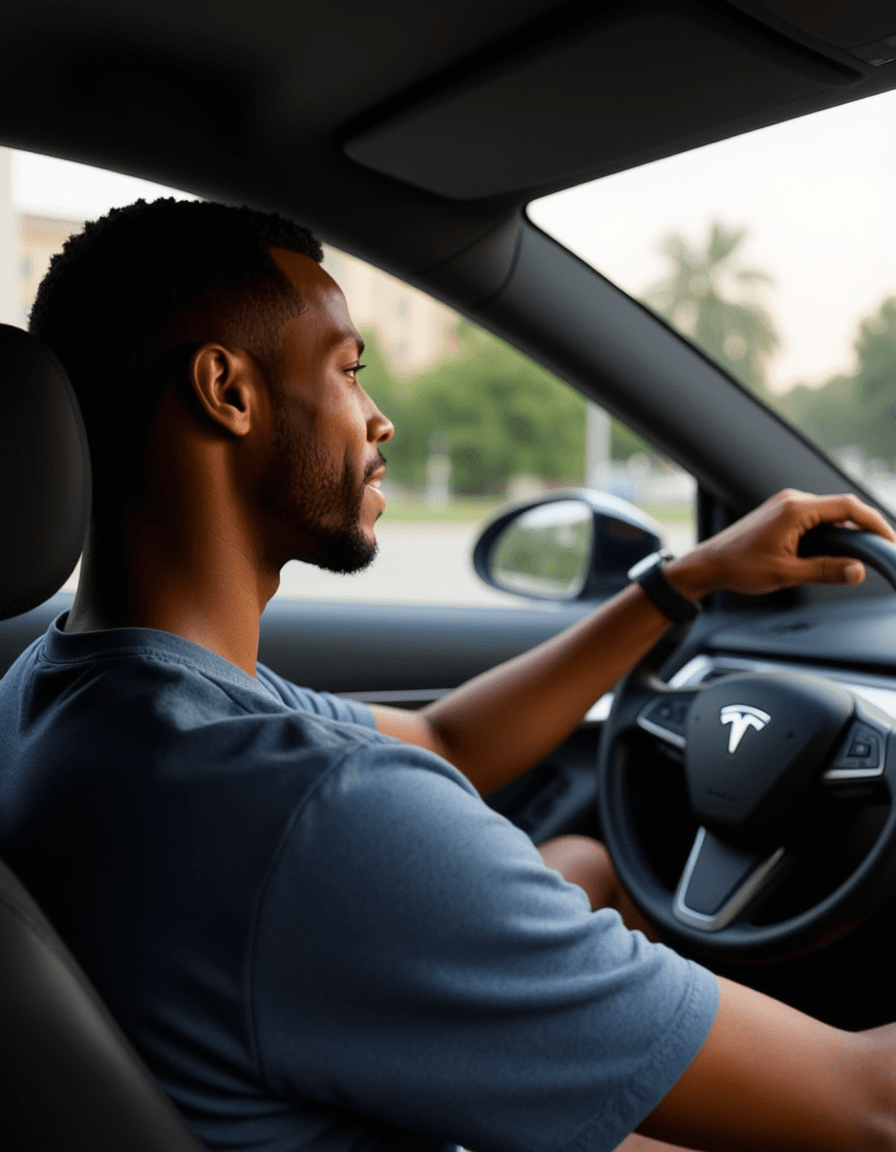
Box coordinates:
[4,0,896,1148]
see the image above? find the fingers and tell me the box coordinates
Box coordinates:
[774,489,896,542]
[745,554,865,592]
[798,557,866,585]
[672,489,894,598]
[771,490,893,587]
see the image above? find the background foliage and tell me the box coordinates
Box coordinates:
[776,297,896,466]
[361,322,646,495]
[643,220,779,398]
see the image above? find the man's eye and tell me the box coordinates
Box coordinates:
[346,363,366,380]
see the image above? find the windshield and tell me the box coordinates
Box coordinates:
[530,90,896,512]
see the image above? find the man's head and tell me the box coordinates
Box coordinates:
[30,198,322,481]
[29,199,392,575]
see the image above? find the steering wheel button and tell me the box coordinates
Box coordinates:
[641,693,695,736]
[823,718,888,780]
[832,724,881,765]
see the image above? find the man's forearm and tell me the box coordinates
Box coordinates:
[422,580,675,793]
[640,976,896,1152]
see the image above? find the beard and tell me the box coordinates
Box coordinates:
[260,400,383,575]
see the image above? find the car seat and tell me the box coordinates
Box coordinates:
[0,323,206,1151]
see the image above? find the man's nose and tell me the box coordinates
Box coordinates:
[366,394,394,443]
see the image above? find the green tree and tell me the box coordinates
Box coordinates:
[775,374,858,456]
[774,297,896,467]
[851,297,896,463]
[359,320,649,493]
[408,322,588,494]
[611,421,651,461]
[645,221,780,395]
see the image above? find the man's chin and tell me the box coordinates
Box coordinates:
[311,530,378,575]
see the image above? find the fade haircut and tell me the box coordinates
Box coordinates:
[29,197,323,492]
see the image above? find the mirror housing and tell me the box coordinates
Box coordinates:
[473,489,662,602]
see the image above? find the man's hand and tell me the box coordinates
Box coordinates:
[666,490,896,602]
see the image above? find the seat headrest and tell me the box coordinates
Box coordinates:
[0,324,90,621]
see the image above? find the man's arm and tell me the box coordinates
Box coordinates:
[638,976,896,1152]
[373,491,896,794]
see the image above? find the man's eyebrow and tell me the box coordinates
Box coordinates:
[327,329,363,354]
[333,332,364,356]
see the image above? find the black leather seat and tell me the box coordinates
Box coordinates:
[0,324,206,1151]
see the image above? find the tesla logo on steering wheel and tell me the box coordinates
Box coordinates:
[720,705,771,754]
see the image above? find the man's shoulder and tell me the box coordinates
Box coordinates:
[2,616,363,725]
[0,617,388,791]
[254,662,376,731]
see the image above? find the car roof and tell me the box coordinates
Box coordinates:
[5,0,896,279]
[4,0,896,572]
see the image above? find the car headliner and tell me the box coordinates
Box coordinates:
[4,0,896,593]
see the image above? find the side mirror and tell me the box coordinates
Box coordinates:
[472,490,662,602]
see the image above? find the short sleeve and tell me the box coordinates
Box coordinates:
[255,664,376,729]
[250,742,718,1152]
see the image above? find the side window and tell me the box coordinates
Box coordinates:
[0,146,696,607]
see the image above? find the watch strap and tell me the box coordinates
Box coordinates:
[628,551,702,625]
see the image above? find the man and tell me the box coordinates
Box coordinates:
[2,197,896,1152]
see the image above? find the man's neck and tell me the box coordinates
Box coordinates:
[65,510,279,678]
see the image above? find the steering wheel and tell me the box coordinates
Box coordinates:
[597,525,896,961]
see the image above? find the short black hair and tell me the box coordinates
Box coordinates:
[29,198,323,492]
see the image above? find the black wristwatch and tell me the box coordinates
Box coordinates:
[627,550,702,625]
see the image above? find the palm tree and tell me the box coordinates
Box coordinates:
[644,222,780,396]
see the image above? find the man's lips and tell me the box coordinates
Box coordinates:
[365,465,386,490]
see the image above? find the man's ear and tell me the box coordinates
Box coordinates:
[187,344,264,437]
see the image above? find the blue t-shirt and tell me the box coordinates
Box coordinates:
[0,616,718,1152]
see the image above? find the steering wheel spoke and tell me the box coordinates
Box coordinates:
[673,826,786,932]
[635,689,697,750]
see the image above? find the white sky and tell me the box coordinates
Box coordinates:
[11,151,195,221]
[12,89,896,394]
[530,89,896,392]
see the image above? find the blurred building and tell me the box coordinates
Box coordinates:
[18,214,83,327]
[2,163,456,375]
[322,246,456,374]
